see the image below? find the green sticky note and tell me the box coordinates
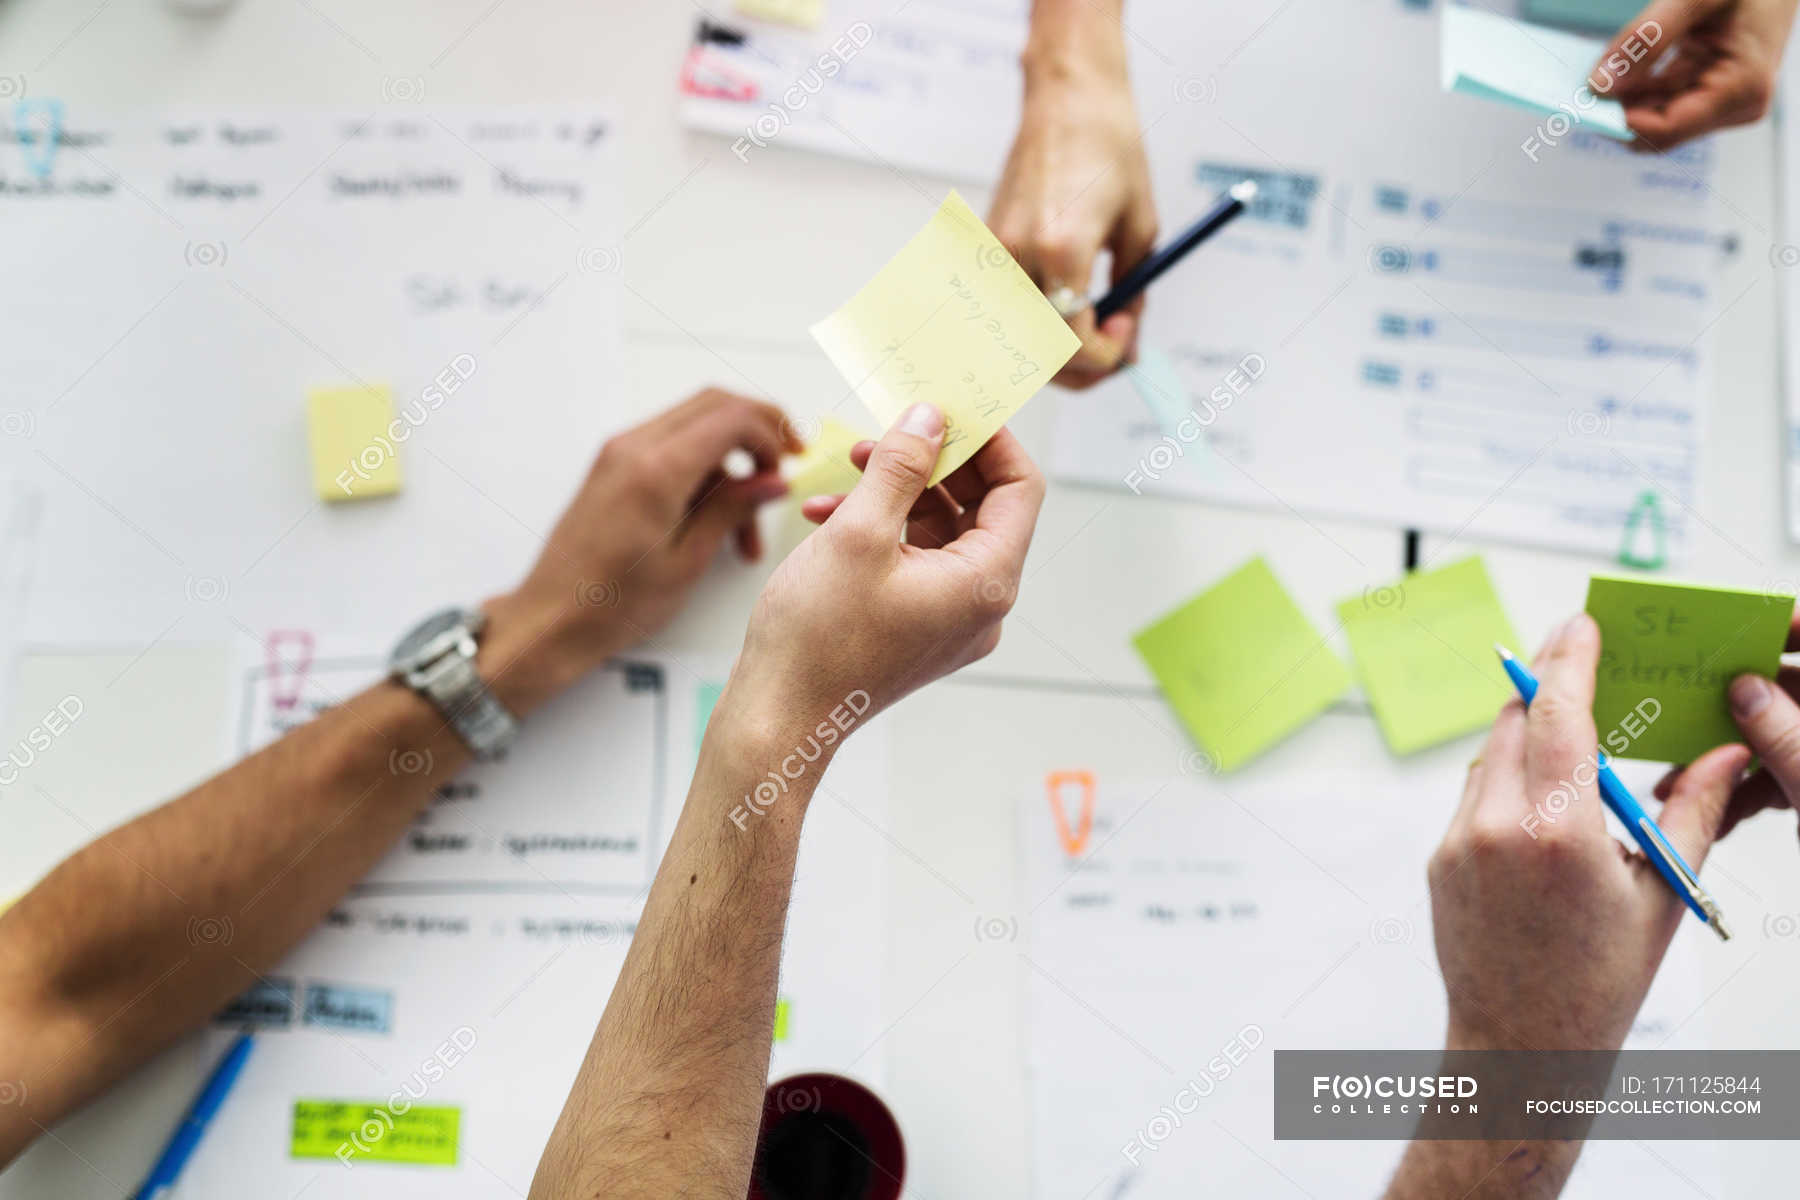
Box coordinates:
[773,997,790,1042]
[1521,0,1644,33]
[1337,557,1519,755]
[1586,575,1794,763]
[696,682,724,757]
[291,1099,461,1166]
[1440,5,1631,141]
[1134,557,1351,771]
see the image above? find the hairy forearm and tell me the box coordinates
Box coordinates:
[1025,0,1127,83]
[1386,1138,1581,1200]
[0,588,586,1164]
[530,679,821,1200]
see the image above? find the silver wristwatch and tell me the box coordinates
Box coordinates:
[389,607,517,760]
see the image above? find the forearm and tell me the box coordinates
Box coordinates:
[530,678,820,1200]
[1025,0,1127,84]
[0,588,588,1162]
[1386,1138,1581,1200]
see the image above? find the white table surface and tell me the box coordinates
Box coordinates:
[3,0,1800,1196]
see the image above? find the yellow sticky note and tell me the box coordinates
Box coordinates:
[291,1099,460,1166]
[307,384,401,501]
[810,191,1080,486]
[1134,558,1351,771]
[1336,557,1520,755]
[736,0,824,27]
[787,416,870,499]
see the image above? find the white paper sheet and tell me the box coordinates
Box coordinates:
[1779,50,1800,545]
[171,637,891,1196]
[1020,736,1721,1199]
[1049,1,1722,564]
[0,108,623,643]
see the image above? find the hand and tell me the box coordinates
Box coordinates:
[1426,614,1751,1052]
[724,403,1044,746]
[989,27,1157,388]
[1657,607,1800,842]
[484,389,798,695]
[1593,0,1798,148]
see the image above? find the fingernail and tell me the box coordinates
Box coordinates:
[1731,674,1771,719]
[897,403,943,438]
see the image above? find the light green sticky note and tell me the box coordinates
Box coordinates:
[291,1099,460,1166]
[1586,575,1794,763]
[696,682,724,756]
[1440,5,1631,141]
[1337,557,1519,755]
[1134,558,1351,771]
[773,997,791,1042]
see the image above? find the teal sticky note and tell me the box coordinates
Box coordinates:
[1440,5,1631,141]
[1521,0,1644,33]
[696,682,724,756]
[1127,347,1192,436]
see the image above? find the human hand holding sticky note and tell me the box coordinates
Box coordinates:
[1440,4,1631,141]
[1586,575,1794,762]
[810,191,1080,486]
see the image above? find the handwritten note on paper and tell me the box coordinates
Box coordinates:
[290,1100,460,1166]
[1586,575,1794,763]
[306,384,400,501]
[1336,557,1519,755]
[1440,5,1631,141]
[810,191,1080,485]
[1133,558,1351,772]
[786,415,871,500]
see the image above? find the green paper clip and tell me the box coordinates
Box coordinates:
[1617,490,1666,571]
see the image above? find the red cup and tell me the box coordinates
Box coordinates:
[746,1073,905,1200]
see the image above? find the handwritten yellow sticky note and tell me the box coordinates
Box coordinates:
[736,0,824,27]
[1337,557,1519,755]
[291,1099,460,1166]
[787,416,870,500]
[1586,575,1793,762]
[811,191,1080,485]
[307,384,400,502]
[1134,558,1351,771]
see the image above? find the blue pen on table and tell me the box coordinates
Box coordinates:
[133,1030,255,1200]
[1494,644,1731,942]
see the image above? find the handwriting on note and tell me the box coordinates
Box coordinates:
[1586,574,1793,763]
[810,190,1079,485]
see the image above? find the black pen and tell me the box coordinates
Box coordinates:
[1085,180,1257,324]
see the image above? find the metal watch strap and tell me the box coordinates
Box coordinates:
[416,650,517,761]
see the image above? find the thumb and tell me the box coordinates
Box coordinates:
[1657,741,1755,867]
[834,403,945,533]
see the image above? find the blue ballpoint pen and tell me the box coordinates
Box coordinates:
[133,1031,256,1200]
[1494,644,1731,942]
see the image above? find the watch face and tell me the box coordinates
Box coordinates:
[391,608,475,673]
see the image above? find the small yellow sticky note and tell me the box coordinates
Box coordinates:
[787,416,870,500]
[773,997,791,1042]
[736,0,824,27]
[307,384,401,501]
[1134,558,1351,771]
[811,191,1080,485]
[1336,557,1519,755]
[291,1099,460,1166]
